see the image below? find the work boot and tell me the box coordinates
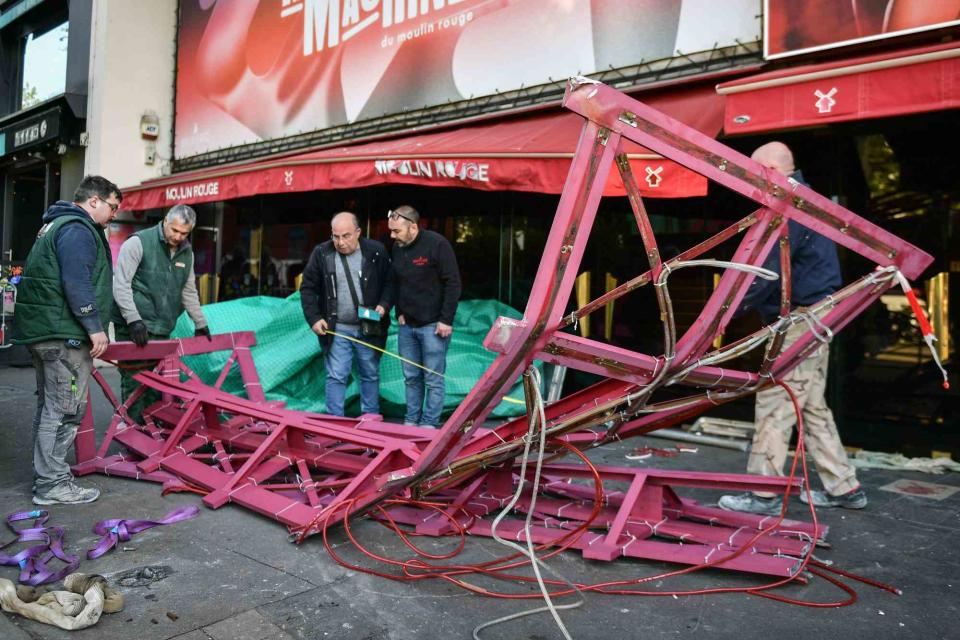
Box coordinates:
[718,492,782,516]
[33,481,100,505]
[799,487,867,509]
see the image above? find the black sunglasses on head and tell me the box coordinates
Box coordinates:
[387,209,415,223]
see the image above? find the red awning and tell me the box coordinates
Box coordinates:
[718,42,960,135]
[120,85,723,211]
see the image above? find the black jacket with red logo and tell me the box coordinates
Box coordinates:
[391,229,461,327]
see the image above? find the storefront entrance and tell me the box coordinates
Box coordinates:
[721,110,959,458]
[2,162,59,263]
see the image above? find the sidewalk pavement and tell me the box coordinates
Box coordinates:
[1,363,957,639]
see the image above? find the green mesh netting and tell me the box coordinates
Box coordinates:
[171,295,533,418]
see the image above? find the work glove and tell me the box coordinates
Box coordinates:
[194,326,212,341]
[128,320,149,347]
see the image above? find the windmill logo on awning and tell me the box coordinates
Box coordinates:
[814,88,837,113]
[645,166,663,188]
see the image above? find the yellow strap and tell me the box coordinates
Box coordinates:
[326,329,525,405]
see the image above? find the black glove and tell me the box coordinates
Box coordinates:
[129,320,149,347]
[195,325,212,341]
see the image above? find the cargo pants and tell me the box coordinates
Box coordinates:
[28,339,93,494]
[748,320,860,498]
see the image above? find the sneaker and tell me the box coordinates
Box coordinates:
[799,487,867,510]
[718,492,782,516]
[32,481,100,505]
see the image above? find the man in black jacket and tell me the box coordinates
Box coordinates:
[387,205,461,428]
[300,212,393,416]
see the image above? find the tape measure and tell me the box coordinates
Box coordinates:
[326,329,526,405]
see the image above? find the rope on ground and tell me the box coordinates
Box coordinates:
[0,572,123,630]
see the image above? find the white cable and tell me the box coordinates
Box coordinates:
[797,309,833,343]
[656,259,779,287]
[665,330,772,386]
[476,367,583,640]
[524,368,580,634]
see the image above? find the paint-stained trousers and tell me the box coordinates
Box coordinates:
[28,340,93,494]
[748,321,859,498]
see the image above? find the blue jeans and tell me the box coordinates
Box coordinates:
[325,326,381,416]
[397,323,449,427]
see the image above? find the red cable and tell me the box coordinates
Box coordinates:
[314,442,607,598]
[305,385,899,608]
[810,559,901,596]
[161,481,210,497]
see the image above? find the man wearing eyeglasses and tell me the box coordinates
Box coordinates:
[387,205,461,428]
[300,212,394,416]
[13,175,122,505]
[111,204,211,424]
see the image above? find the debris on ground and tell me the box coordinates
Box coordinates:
[627,445,699,460]
[852,450,960,474]
[113,565,173,588]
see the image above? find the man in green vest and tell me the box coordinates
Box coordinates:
[13,175,122,506]
[112,204,210,424]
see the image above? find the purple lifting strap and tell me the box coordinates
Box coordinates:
[87,505,200,560]
[1,509,80,586]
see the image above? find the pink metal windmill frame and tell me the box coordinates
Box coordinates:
[73,79,933,578]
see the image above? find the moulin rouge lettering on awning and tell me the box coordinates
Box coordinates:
[165,181,220,202]
[373,159,490,183]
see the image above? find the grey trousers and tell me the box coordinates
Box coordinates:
[28,340,93,494]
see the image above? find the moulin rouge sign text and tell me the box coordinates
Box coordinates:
[281,0,474,55]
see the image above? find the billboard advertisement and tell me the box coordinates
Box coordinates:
[175,0,759,159]
[765,0,960,59]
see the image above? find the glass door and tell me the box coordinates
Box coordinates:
[191,203,221,305]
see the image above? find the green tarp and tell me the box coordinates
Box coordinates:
[171,295,532,418]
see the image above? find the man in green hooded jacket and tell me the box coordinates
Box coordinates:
[112,204,209,423]
[13,175,122,505]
